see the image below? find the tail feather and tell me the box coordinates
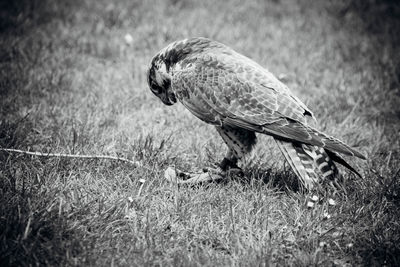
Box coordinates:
[302,145,339,180]
[275,139,319,190]
[325,149,362,178]
[275,139,362,190]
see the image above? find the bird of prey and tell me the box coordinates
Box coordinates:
[147,37,365,190]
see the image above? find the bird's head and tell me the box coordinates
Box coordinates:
[147,37,213,106]
[147,54,176,106]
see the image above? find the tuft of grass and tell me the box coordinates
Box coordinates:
[1,0,399,265]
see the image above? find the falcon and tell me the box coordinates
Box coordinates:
[146,37,365,189]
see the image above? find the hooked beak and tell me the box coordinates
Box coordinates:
[160,91,176,106]
[161,99,174,106]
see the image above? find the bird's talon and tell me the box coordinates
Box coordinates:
[226,167,244,177]
[219,157,239,171]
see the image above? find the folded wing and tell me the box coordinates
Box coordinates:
[172,52,365,159]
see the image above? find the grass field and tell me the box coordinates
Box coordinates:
[1,0,399,265]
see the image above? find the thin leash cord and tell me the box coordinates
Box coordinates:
[0,148,153,171]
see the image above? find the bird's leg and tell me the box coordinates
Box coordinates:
[218,149,244,177]
[219,157,239,171]
[214,125,257,177]
[219,149,239,171]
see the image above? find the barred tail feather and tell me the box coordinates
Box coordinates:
[275,138,363,190]
[302,145,339,180]
[275,139,319,190]
[324,149,362,178]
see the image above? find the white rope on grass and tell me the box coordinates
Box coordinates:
[0,148,143,168]
[0,148,224,184]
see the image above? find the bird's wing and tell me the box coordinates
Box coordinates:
[173,51,312,122]
[172,53,365,159]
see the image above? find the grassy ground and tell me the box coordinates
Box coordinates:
[1,0,399,265]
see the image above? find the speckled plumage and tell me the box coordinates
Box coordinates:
[147,37,365,189]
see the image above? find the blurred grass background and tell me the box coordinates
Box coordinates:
[0,0,399,265]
